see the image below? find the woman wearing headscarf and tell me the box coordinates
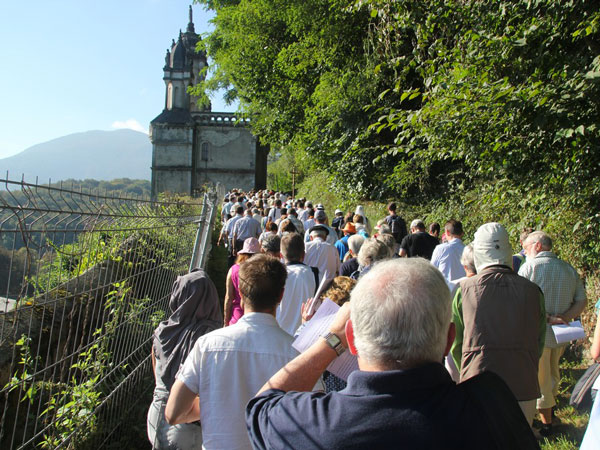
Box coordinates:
[223,237,261,326]
[354,205,371,235]
[147,269,222,449]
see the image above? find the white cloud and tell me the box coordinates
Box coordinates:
[111,119,148,134]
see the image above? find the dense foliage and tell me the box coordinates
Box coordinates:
[195,0,599,268]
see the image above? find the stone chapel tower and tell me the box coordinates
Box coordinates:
[150,6,268,198]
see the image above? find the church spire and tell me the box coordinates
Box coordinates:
[187,5,195,33]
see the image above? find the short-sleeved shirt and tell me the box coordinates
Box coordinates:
[400,231,439,260]
[232,216,261,241]
[518,251,586,347]
[177,313,298,450]
[225,214,243,238]
[431,238,466,280]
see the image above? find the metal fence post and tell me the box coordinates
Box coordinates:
[189,189,218,272]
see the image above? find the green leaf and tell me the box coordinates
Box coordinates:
[513,38,527,46]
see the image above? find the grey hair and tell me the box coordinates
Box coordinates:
[357,238,389,267]
[378,224,392,235]
[410,219,425,230]
[526,230,552,250]
[375,233,396,257]
[310,229,327,240]
[460,243,476,274]
[348,234,365,255]
[350,258,451,368]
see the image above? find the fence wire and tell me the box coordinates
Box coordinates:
[0,177,217,449]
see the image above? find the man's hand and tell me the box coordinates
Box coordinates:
[547,314,568,325]
[329,302,351,348]
[301,298,316,323]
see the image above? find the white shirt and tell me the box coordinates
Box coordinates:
[431,238,466,281]
[298,208,309,223]
[177,313,299,450]
[267,207,282,222]
[276,263,316,335]
[304,237,340,282]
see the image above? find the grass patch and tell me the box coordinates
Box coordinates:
[537,347,591,448]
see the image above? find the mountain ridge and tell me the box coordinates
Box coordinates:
[0,129,152,182]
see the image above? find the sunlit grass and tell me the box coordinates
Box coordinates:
[535,348,591,448]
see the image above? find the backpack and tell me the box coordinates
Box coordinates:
[387,215,407,243]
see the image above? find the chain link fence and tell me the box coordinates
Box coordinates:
[0,176,218,449]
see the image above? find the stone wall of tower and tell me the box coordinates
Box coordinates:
[192,123,257,192]
[150,124,194,196]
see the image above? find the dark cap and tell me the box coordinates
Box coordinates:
[309,224,329,236]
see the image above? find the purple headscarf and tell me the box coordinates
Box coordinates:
[153,269,222,390]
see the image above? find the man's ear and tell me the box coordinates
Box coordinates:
[444,322,456,357]
[346,319,358,356]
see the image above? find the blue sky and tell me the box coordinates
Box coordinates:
[0,1,234,159]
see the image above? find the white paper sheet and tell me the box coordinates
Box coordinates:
[293,298,359,381]
[305,277,334,316]
[552,320,586,344]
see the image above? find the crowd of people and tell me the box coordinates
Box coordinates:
[146,188,597,449]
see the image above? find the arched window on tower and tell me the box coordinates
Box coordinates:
[167,83,173,110]
[201,142,209,161]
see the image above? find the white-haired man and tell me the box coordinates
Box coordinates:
[518,231,586,436]
[246,259,538,449]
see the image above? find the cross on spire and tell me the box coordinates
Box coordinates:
[187,5,195,33]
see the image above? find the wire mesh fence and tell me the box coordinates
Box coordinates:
[0,176,217,449]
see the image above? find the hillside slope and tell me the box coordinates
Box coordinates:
[0,129,151,182]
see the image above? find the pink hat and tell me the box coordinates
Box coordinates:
[239,237,261,254]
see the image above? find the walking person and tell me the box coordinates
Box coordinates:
[224,237,261,326]
[147,269,222,449]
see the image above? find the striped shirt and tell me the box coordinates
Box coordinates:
[518,251,586,347]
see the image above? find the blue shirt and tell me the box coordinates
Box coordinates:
[246,363,537,450]
[334,235,350,261]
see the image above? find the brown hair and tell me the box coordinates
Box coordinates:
[279,219,297,234]
[235,253,253,265]
[238,254,287,311]
[281,233,304,262]
[320,276,357,306]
